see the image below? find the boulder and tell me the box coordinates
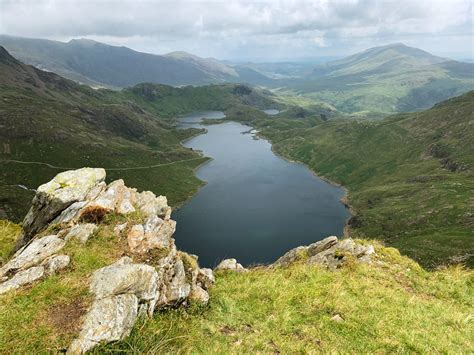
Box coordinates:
[90,260,159,307]
[137,191,171,219]
[197,268,215,289]
[127,216,176,254]
[1,235,65,277]
[65,224,98,244]
[165,259,191,303]
[17,168,106,248]
[68,294,138,354]
[307,236,338,256]
[215,258,247,272]
[273,246,308,266]
[42,254,70,275]
[0,266,45,294]
[189,285,210,304]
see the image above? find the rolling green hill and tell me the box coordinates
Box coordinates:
[0,46,278,221]
[228,91,474,267]
[285,43,474,115]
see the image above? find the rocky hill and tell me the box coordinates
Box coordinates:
[0,169,472,353]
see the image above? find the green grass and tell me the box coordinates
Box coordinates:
[101,244,473,353]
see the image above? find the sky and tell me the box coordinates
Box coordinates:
[1,0,472,61]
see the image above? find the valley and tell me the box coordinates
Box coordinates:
[0,8,472,353]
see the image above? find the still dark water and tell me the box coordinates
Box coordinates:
[173,112,350,267]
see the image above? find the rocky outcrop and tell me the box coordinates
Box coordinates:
[273,236,375,270]
[0,168,214,353]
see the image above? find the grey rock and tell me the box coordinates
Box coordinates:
[137,191,171,219]
[166,259,191,303]
[42,254,70,275]
[0,266,45,294]
[68,294,138,354]
[90,262,159,306]
[215,258,247,272]
[273,246,308,266]
[52,201,88,225]
[189,285,210,304]
[331,314,344,323]
[197,268,215,289]
[127,216,176,254]
[1,235,65,277]
[17,168,106,249]
[307,236,338,256]
[65,223,98,244]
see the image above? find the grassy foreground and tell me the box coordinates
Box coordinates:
[104,243,473,353]
[2,221,472,353]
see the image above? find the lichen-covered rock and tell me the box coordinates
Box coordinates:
[189,285,210,304]
[42,254,70,275]
[215,258,247,272]
[307,236,338,256]
[165,259,191,303]
[90,261,159,309]
[273,246,308,266]
[1,235,65,277]
[137,191,171,219]
[68,294,138,354]
[273,237,376,271]
[17,168,106,248]
[65,224,98,244]
[0,266,44,294]
[197,268,215,289]
[127,216,176,254]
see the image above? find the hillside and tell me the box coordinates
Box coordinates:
[0,47,278,221]
[285,43,474,115]
[226,91,474,267]
[0,35,243,88]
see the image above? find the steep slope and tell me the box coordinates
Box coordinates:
[229,91,474,267]
[287,43,474,114]
[0,47,279,221]
[0,36,241,88]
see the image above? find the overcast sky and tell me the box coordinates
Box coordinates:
[1,0,472,61]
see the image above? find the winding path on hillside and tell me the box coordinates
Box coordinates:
[0,157,206,171]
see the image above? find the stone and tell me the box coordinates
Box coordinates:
[215,258,247,272]
[0,266,45,294]
[113,222,128,236]
[189,285,210,304]
[1,235,65,277]
[197,268,215,289]
[52,201,88,225]
[273,246,308,266]
[65,224,98,244]
[68,294,138,354]
[90,262,159,305]
[17,168,106,248]
[137,191,171,219]
[307,236,338,256]
[166,259,191,303]
[91,179,125,212]
[42,255,70,275]
[127,216,176,254]
[331,314,344,323]
[115,186,137,214]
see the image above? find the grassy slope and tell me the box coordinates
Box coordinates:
[223,92,474,268]
[0,222,472,353]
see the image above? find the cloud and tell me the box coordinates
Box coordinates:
[0,0,472,60]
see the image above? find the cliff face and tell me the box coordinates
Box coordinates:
[0,168,214,353]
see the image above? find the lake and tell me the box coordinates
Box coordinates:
[173,111,350,267]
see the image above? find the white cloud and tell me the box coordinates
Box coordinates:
[0,0,472,60]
